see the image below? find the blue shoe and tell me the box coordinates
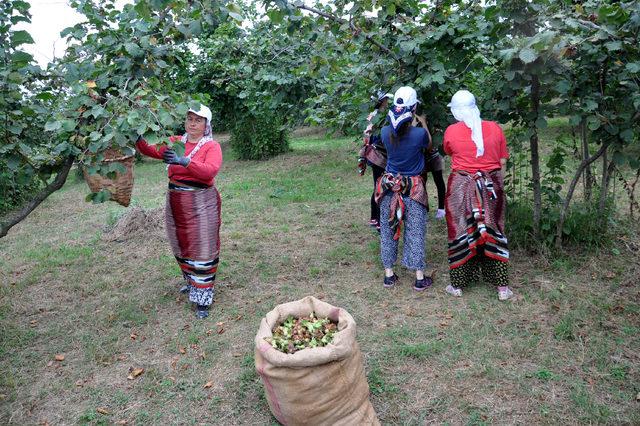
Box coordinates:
[196,304,210,319]
[413,276,433,292]
[383,274,398,288]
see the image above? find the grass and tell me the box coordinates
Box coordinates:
[0,128,639,424]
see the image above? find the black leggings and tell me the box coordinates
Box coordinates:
[422,170,446,210]
[370,164,384,222]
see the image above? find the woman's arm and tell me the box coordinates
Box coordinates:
[135,137,169,160]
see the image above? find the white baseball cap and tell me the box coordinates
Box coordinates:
[447,90,476,108]
[188,104,212,123]
[393,86,420,108]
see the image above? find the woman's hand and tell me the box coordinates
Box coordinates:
[163,149,190,167]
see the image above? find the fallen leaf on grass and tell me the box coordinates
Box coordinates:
[636,392,640,401]
[96,407,110,415]
[116,355,127,361]
[216,321,225,326]
[217,327,225,335]
[235,314,243,321]
[179,347,186,354]
[115,421,128,425]
[130,333,137,340]
[47,361,54,367]
[127,367,144,380]
[203,381,213,389]
[30,320,38,327]
[232,353,242,357]
[54,354,65,362]
[75,380,84,387]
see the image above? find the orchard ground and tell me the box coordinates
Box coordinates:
[1,124,639,425]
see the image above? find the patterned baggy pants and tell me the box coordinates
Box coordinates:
[379,193,427,270]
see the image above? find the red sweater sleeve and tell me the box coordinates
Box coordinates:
[185,142,223,181]
[135,137,169,159]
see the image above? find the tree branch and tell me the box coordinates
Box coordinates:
[555,141,610,248]
[296,4,401,63]
[0,155,76,238]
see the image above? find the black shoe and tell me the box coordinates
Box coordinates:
[383,273,398,288]
[196,304,210,319]
[413,276,433,292]
[179,285,190,294]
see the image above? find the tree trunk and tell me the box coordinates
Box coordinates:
[598,152,616,220]
[530,75,542,240]
[555,142,610,248]
[0,155,76,238]
[581,120,592,202]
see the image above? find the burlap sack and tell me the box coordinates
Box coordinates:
[254,296,380,426]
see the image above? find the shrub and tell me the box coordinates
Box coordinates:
[230,110,289,160]
[506,198,616,250]
[0,164,43,215]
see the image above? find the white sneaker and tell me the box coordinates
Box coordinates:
[497,286,513,301]
[445,284,462,297]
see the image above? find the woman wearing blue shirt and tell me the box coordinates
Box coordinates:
[374,86,432,291]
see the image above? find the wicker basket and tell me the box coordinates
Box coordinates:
[83,149,135,207]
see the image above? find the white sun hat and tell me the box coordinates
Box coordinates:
[393,86,420,108]
[188,104,212,123]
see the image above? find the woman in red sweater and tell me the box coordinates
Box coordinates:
[136,105,223,318]
[443,90,513,301]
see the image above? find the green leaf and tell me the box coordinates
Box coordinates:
[36,92,55,101]
[519,48,537,64]
[11,51,33,65]
[134,1,152,19]
[619,128,634,142]
[173,143,186,157]
[11,30,34,46]
[587,116,600,131]
[45,120,62,131]
[7,155,21,171]
[625,62,640,73]
[266,9,284,24]
[555,80,570,94]
[8,124,23,135]
[612,151,626,166]
[604,41,622,52]
[535,117,547,129]
[61,120,76,132]
[569,115,582,127]
[124,42,144,57]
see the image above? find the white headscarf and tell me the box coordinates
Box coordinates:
[448,90,484,157]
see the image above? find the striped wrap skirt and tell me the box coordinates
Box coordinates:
[165,181,221,306]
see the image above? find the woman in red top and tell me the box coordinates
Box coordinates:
[136,105,223,318]
[442,90,513,301]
